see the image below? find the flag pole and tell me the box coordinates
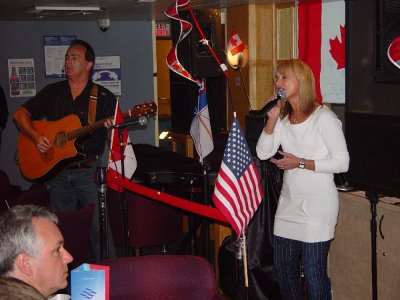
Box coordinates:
[201,156,210,260]
[225,67,236,116]
[116,97,130,256]
[242,232,249,287]
[237,66,252,111]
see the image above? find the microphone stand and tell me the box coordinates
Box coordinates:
[117,126,130,256]
[96,167,109,260]
[114,117,148,256]
[366,191,379,300]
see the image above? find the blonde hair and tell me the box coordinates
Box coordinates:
[274,59,320,119]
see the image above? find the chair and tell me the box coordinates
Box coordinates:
[56,204,94,269]
[99,255,224,300]
[107,189,183,254]
[0,169,22,210]
[12,184,49,207]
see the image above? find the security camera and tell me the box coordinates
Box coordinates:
[97,17,110,32]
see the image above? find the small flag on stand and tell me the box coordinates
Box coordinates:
[212,118,263,239]
[107,101,137,192]
[227,29,246,56]
[190,80,214,162]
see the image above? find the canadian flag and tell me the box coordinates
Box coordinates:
[298,0,345,104]
[227,29,246,56]
[107,101,137,192]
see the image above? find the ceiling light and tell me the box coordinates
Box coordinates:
[35,6,101,11]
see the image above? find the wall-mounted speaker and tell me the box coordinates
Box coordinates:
[375,0,400,82]
[171,9,224,78]
[346,0,400,197]
[170,72,225,134]
[169,9,226,134]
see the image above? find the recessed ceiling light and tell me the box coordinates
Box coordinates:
[35,6,101,11]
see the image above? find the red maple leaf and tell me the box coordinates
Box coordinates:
[230,37,238,47]
[329,25,345,69]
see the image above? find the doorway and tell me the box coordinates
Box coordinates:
[156,39,172,150]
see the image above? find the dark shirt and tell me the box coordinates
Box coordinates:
[23,80,116,157]
[0,86,8,129]
[0,277,47,300]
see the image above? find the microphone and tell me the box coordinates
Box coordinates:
[110,116,148,129]
[249,90,286,119]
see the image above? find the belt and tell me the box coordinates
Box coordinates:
[66,156,98,170]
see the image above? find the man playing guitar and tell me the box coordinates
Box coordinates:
[14,39,116,262]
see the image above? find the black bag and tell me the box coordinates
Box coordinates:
[218,158,282,300]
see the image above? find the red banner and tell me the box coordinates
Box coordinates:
[108,176,228,224]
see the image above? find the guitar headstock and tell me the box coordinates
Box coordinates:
[126,102,157,118]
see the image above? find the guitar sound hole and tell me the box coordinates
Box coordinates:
[54,132,68,147]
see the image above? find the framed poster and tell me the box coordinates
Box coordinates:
[92,56,121,96]
[8,58,36,98]
[44,35,76,78]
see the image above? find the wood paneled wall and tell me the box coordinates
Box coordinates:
[226,5,250,130]
[226,1,296,131]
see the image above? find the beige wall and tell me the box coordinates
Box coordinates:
[226,2,296,131]
[330,192,400,299]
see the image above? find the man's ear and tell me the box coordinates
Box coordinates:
[87,61,94,72]
[15,253,34,276]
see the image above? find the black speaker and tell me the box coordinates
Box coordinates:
[170,72,226,134]
[375,0,400,82]
[171,9,224,78]
[170,9,226,134]
[245,115,265,156]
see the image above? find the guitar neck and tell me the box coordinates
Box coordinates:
[68,108,149,140]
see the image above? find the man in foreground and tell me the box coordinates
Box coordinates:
[0,205,73,299]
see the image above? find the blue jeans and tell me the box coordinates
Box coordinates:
[273,235,332,300]
[49,160,116,262]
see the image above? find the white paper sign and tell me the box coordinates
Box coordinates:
[8,58,36,98]
[92,56,121,96]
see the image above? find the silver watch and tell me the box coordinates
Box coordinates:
[298,160,305,169]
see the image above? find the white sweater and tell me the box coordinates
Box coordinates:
[256,105,349,242]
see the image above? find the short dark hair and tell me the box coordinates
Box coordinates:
[0,205,58,276]
[69,39,95,64]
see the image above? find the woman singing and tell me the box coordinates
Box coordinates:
[256,59,349,300]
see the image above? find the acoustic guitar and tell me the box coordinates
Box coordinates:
[18,102,157,181]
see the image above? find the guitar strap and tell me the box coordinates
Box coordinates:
[88,83,98,125]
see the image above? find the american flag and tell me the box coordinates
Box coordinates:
[190,80,214,161]
[212,118,263,238]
